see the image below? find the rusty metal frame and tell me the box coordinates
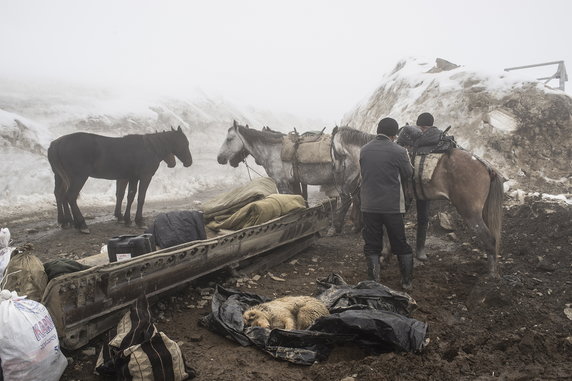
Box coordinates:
[504,60,568,91]
[41,201,333,350]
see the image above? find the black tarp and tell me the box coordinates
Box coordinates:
[146,210,206,249]
[200,274,428,365]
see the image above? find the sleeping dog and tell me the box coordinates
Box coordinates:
[243,296,329,330]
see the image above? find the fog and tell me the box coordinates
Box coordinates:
[1,0,570,123]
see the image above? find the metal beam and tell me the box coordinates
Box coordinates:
[504,61,567,91]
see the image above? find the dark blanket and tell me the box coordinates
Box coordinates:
[200,274,428,365]
[44,258,91,280]
[146,210,206,249]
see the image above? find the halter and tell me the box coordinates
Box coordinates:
[330,127,357,197]
[234,125,264,181]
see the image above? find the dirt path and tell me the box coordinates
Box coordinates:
[3,192,571,381]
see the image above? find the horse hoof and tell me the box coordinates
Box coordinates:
[401,282,413,291]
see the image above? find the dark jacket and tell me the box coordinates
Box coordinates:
[360,135,413,214]
[415,126,442,153]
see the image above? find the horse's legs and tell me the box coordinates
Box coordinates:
[66,176,89,233]
[415,200,431,261]
[134,176,152,226]
[53,173,71,228]
[123,179,138,225]
[114,179,128,221]
[301,183,308,206]
[333,193,352,233]
[458,208,498,277]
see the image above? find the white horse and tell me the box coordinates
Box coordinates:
[217,121,359,233]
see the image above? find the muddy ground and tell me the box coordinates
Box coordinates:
[3,189,572,381]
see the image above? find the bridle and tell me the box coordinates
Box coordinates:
[233,124,264,181]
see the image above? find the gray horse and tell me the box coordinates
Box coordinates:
[217,121,359,233]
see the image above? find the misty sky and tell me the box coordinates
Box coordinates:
[1,0,570,122]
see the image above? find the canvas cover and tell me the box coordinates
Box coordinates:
[413,153,443,200]
[201,177,278,221]
[206,194,306,231]
[146,210,206,249]
[281,133,332,164]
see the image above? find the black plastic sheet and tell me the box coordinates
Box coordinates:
[200,274,428,365]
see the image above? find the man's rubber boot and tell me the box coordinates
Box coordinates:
[415,225,428,261]
[397,254,414,290]
[366,255,381,282]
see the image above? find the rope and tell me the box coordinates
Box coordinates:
[241,158,264,179]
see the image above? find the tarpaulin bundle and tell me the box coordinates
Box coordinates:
[146,210,207,249]
[200,274,428,365]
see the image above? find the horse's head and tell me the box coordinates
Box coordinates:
[170,126,193,167]
[396,125,422,148]
[217,121,249,167]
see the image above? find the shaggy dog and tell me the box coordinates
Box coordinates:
[243,296,329,330]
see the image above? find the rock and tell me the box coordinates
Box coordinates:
[564,306,572,321]
[81,347,97,357]
[252,274,261,281]
[189,334,203,342]
[438,212,455,231]
[199,288,214,296]
[447,232,458,241]
[536,258,556,272]
[268,272,285,281]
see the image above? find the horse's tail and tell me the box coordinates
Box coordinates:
[482,172,504,256]
[47,139,70,194]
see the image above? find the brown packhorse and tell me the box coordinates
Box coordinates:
[48,127,193,233]
[331,126,504,277]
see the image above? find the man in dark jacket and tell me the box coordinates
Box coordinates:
[360,117,414,289]
[414,112,442,260]
[414,112,442,153]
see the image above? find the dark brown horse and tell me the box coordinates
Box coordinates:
[48,127,193,233]
[331,126,504,277]
[114,153,176,222]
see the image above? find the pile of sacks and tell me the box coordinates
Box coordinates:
[0,228,67,381]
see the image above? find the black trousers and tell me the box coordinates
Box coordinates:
[362,212,413,256]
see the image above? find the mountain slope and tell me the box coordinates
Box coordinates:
[342,57,572,194]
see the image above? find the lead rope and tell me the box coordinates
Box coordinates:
[241,157,264,180]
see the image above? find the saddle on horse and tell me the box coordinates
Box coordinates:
[281,128,332,164]
[408,126,458,200]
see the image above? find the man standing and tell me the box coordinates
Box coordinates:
[415,112,442,151]
[414,112,442,260]
[360,117,414,289]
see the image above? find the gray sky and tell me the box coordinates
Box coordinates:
[1,0,570,122]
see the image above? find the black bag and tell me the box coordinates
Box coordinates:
[146,211,206,249]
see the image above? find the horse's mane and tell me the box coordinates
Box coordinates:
[335,126,375,147]
[236,125,284,145]
[141,130,178,157]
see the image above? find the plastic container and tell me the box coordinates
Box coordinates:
[107,234,156,263]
